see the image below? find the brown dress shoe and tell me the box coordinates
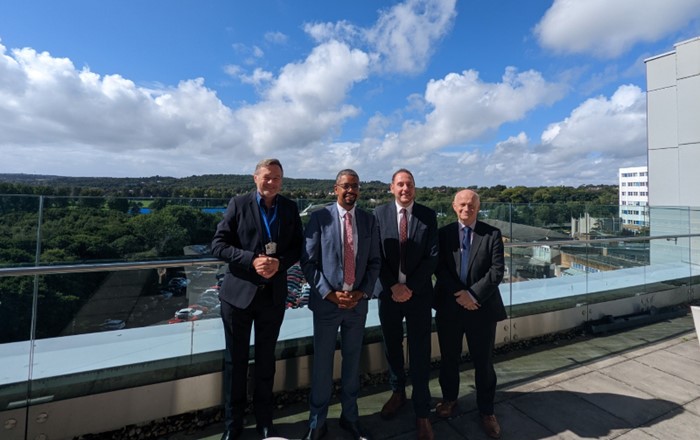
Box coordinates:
[380,391,407,420]
[415,417,434,440]
[480,414,501,439]
[435,400,458,418]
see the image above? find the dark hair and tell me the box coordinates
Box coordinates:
[335,169,359,183]
[255,158,284,176]
[391,168,415,183]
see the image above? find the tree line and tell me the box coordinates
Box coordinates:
[0,173,619,343]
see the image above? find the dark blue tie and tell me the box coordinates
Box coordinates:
[460,227,471,284]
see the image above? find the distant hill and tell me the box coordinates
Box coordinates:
[0,173,619,206]
[0,173,391,200]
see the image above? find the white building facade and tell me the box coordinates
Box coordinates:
[618,166,649,230]
[645,36,700,265]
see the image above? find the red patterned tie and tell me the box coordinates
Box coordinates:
[400,208,408,271]
[344,211,356,287]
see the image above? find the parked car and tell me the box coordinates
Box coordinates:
[168,305,208,323]
[100,319,126,331]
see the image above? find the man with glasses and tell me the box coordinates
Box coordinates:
[301,169,381,440]
[212,158,303,440]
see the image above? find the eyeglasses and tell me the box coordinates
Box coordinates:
[336,183,360,191]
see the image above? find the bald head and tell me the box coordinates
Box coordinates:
[452,189,480,225]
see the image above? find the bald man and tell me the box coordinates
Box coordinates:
[433,189,506,439]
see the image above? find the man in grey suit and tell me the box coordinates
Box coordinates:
[211,159,303,440]
[301,169,381,440]
[374,169,437,440]
[433,189,506,439]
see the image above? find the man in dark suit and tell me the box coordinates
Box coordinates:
[301,169,381,440]
[433,189,506,439]
[211,158,303,440]
[373,169,437,440]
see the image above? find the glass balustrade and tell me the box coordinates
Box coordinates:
[1,196,698,417]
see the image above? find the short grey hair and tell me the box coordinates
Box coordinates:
[254,158,283,176]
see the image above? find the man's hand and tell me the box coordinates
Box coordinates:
[390,283,413,303]
[327,290,364,309]
[454,290,480,310]
[253,254,279,279]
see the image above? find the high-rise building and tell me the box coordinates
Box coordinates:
[618,166,649,230]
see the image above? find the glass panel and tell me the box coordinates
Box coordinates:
[0,195,40,415]
[27,261,228,404]
[39,196,226,264]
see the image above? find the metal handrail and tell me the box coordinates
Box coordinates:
[0,233,697,278]
[505,233,700,248]
[0,257,221,277]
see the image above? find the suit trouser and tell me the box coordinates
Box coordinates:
[220,287,285,429]
[435,302,498,415]
[308,307,367,428]
[378,292,433,418]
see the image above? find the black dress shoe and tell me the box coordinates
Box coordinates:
[339,417,371,440]
[302,423,328,440]
[221,425,243,440]
[256,424,279,439]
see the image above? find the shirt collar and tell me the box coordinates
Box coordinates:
[458,220,476,230]
[336,202,356,217]
[256,192,277,209]
[395,200,414,214]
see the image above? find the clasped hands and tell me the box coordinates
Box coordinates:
[253,254,279,279]
[454,289,480,311]
[390,283,413,303]
[327,290,364,309]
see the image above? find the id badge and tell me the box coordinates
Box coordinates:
[265,241,277,255]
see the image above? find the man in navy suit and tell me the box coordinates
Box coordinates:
[301,169,381,440]
[211,158,303,440]
[433,189,506,439]
[373,169,437,440]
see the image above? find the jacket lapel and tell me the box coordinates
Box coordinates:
[467,221,484,274]
[248,191,264,250]
[329,204,343,263]
[450,222,460,272]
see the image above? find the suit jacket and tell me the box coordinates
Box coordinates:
[211,191,303,309]
[301,203,381,315]
[373,202,438,298]
[434,220,507,322]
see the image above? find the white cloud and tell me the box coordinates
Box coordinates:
[305,0,457,74]
[365,0,457,73]
[534,0,700,58]
[0,40,370,176]
[373,67,566,157]
[236,40,370,154]
[355,84,648,188]
[239,67,274,86]
[264,31,288,45]
[540,84,646,159]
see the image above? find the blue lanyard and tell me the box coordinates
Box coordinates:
[258,201,278,241]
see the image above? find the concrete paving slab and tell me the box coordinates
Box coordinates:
[635,349,700,386]
[665,337,700,360]
[600,358,700,405]
[557,370,679,426]
[508,384,630,440]
[683,396,700,417]
[637,407,700,440]
[614,428,659,439]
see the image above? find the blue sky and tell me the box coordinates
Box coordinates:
[1,0,699,187]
